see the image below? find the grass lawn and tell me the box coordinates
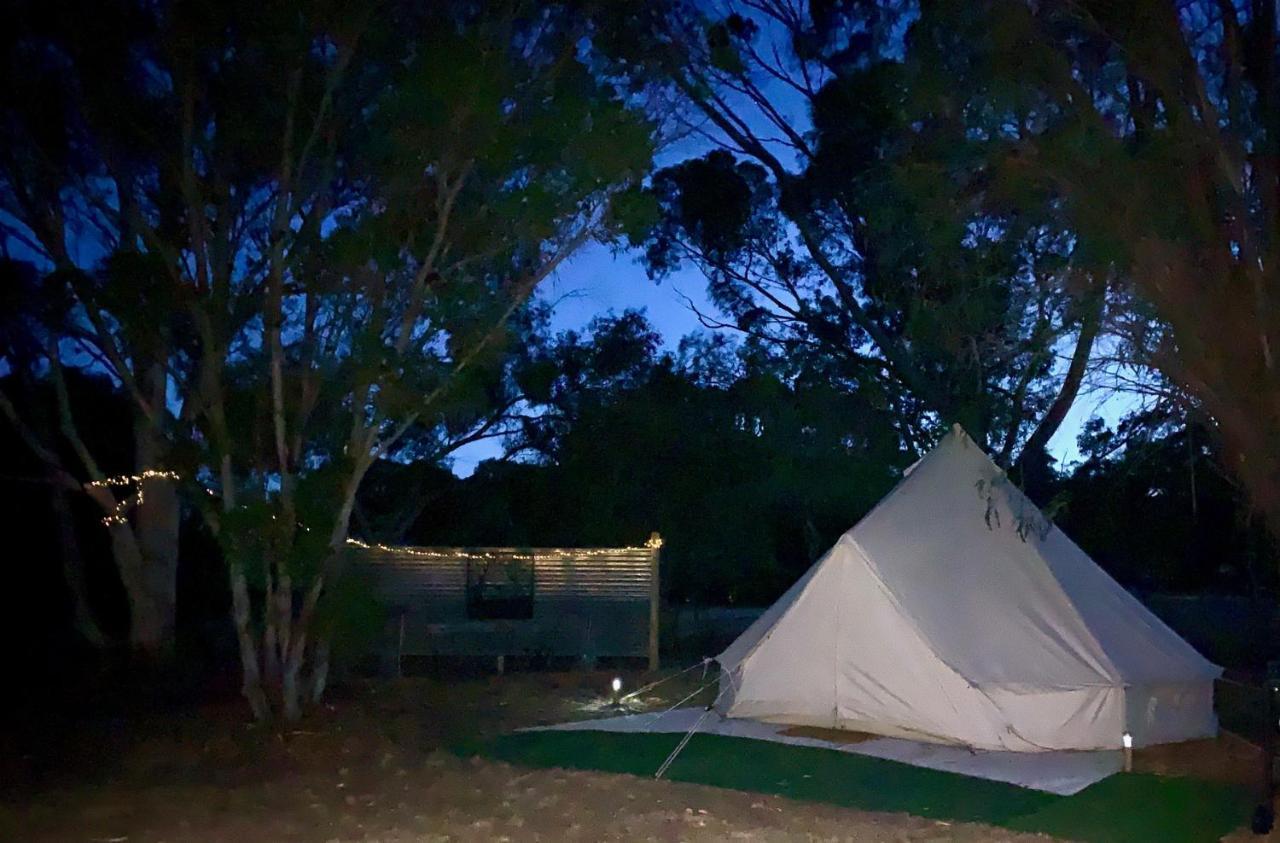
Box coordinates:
[471,730,1253,843]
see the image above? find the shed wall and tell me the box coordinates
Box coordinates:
[354,544,658,661]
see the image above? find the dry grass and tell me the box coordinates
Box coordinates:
[0,670,1058,842]
[1133,731,1265,789]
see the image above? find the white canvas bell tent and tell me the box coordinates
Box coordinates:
[715,425,1221,752]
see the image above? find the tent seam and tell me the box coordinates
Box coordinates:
[992,482,1123,685]
[844,534,1022,748]
[833,544,842,728]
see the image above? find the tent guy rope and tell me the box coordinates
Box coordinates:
[619,657,713,703]
[653,682,730,779]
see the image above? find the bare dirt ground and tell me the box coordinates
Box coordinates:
[0,668,1258,842]
[1135,730,1265,789]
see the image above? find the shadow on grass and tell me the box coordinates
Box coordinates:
[462,730,1252,843]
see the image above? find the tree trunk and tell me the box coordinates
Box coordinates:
[73,483,178,658]
[50,487,110,648]
[280,481,363,719]
[1015,289,1105,471]
[100,519,170,655]
[134,472,179,658]
[309,639,331,704]
[229,560,271,721]
[50,346,181,659]
[282,661,302,721]
[132,386,180,659]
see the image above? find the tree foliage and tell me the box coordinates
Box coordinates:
[899,0,1280,539]
[390,311,906,604]
[1058,410,1273,596]
[0,0,653,719]
[603,0,1104,465]
[371,312,1264,609]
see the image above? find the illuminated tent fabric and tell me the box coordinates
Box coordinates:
[715,425,1220,752]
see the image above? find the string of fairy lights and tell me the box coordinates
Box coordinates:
[76,472,667,557]
[85,469,182,526]
[345,533,662,561]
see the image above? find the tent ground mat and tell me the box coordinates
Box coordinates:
[525,708,1123,794]
[471,730,1252,843]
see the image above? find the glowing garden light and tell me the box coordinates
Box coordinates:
[1122,731,1133,772]
[1121,732,1133,749]
[610,676,623,706]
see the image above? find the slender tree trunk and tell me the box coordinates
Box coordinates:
[309,639,330,704]
[282,566,323,722]
[286,472,365,717]
[217,450,272,721]
[229,560,270,721]
[50,487,110,648]
[282,650,302,721]
[1015,289,1105,470]
[263,570,280,691]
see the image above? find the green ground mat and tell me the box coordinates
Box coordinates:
[469,730,1253,843]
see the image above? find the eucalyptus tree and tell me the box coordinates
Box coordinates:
[604,1,1104,465]
[0,3,182,656]
[1,0,653,719]
[243,7,648,721]
[898,0,1280,539]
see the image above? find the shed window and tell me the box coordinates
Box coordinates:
[466,556,535,620]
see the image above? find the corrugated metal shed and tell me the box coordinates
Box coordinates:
[351,536,661,667]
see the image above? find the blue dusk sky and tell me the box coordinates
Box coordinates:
[447,241,1134,476]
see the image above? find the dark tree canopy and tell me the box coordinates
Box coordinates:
[605,0,1104,471]
[898,0,1280,539]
